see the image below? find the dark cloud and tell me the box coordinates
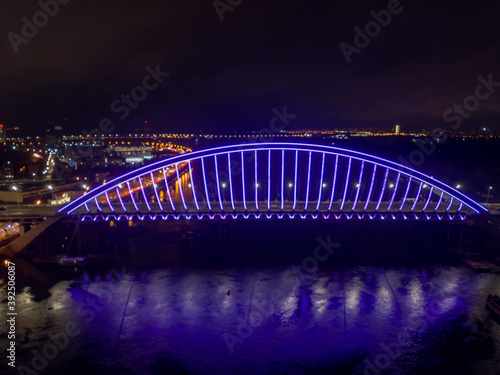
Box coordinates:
[0,0,499,134]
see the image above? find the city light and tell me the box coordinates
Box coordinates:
[11,185,19,208]
[48,185,54,201]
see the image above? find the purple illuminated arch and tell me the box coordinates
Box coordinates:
[59,142,487,219]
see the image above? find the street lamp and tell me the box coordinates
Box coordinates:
[48,185,54,202]
[11,185,20,208]
[487,186,493,204]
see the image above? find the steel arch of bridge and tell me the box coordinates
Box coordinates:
[59,143,487,221]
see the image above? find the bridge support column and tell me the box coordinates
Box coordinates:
[320,222,342,244]
[206,222,227,250]
[219,223,226,247]
[445,222,464,250]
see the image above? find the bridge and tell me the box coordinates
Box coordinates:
[58,143,487,221]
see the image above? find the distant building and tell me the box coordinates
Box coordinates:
[95,172,110,183]
[108,144,152,156]
[395,124,401,135]
[2,164,14,179]
[45,123,64,148]
[0,124,5,141]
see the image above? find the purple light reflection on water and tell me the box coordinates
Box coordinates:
[5,265,500,374]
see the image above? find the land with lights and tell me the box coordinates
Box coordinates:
[0,124,498,209]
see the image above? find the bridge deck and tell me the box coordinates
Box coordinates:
[78,200,475,215]
[0,216,60,256]
[0,203,497,222]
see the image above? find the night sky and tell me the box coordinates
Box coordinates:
[1,0,499,134]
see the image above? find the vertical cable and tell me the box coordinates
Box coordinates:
[255,150,259,211]
[281,149,285,210]
[399,177,412,211]
[316,153,326,210]
[422,186,434,211]
[446,197,454,212]
[138,176,151,212]
[364,164,377,211]
[201,157,212,211]
[126,181,139,211]
[214,155,224,211]
[116,187,127,212]
[293,150,298,210]
[163,167,176,211]
[94,198,102,212]
[375,168,389,211]
[241,152,247,210]
[411,182,423,212]
[340,158,352,211]
[434,191,444,211]
[188,160,200,211]
[387,172,401,211]
[352,160,365,211]
[227,153,235,210]
[267,150,272,210]
[328,155,339,211]
[304,152,312,210]
[104,191,114,212]
[175,165,187,210]
[150,172,164,211]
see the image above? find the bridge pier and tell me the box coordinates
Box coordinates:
[36,234,50,259]
[445,222,466,251]
[207,222,227,250]
[219,223,226,247]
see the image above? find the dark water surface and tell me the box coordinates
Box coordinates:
[1,220,500,374]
